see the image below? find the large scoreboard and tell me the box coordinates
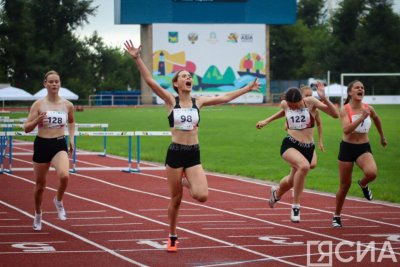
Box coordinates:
[115,0,296,24]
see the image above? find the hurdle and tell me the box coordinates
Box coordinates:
[1,123,109,156]
[0,131,171,174]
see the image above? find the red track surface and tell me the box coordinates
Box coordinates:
[1,141,399,266]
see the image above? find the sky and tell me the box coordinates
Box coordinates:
[74,0,140,49]
[75,0,400,49]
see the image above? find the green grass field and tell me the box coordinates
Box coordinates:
[10,104,400,203]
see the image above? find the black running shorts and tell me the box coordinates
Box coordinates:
[165,142,201,169]
[280,135,315,164]
[338,141,372,162]
[33,136,68,163]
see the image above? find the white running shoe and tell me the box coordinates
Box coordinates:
[33,212,42,231]
[53,197,67,220]
[291,206,300,223]
[268,186,280,208]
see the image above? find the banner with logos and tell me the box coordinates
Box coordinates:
[152,23,266,104]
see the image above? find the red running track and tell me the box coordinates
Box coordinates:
[1,141,399,266]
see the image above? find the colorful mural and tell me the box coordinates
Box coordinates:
[153,24,267,100]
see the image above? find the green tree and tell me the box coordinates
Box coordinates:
[331,0,400,94]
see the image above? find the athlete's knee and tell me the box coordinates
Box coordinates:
[193,191,208,203]
[364,170,377,181]
[297,162,310,173]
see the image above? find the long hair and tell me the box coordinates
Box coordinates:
[344,80,360,105]
[285,87,302,103]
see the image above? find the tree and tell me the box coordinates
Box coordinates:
[331,0,400,94]
[0,0,96,93]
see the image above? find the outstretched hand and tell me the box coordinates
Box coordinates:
[124,40,141,59]
[256,120,267,129]
[316,81,326,100]
[248,78,261,92]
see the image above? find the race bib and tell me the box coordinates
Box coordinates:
[173,108,199,130]
[45,110,67,128]
[352,114,371,133]
[286,108,311,130]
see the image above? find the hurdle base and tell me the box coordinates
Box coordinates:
[122,168,140,173]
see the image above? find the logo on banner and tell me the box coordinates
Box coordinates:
[227,33,238,43]
[241,33,254,42]
[207,32,218,44]
[168,32,179,43]
[188,32,198,44]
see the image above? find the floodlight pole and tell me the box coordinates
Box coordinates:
[140,24,154,105]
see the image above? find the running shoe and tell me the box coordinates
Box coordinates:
[33,212,42,231]
[53,197,67,220]
[268,186,280,208]
[332,216,342,228]
[167,236,178,252]
[291,207,300,223]
[358,180,373,201]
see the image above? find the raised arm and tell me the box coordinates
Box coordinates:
[124,40,175,106]
[314,81,339,118]
[198,78,260,107]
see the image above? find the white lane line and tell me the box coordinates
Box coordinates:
[0,241,66,244]
[0,232,49,235]
[311,225,380,229]
[229,235,303,238]
[5,173,304,267]
[9,156,400,260]
[205,172,400,209]
[0,200,148,267]
[256,213,320,216]
[72,223,142,227]
[139,208,199,211]
[180,221,247,224]
[108,237,190,242]
[0,225,32,228]
[0,219,20,221]
[70,173,400,255]
[157,214,222,217]
[44,210,107,214]
[355,211,400,214]
[202,227,273,230]
[325,206,383,209]
[89,230,164,234]
[66,216,124,220]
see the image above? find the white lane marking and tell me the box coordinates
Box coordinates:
[0,232,49,235]
[180,220,247,224]
[67,171,400,257]
[72,223,142,227]
[202,227,274,230]
[66,216,124,220]
[5,173,304,267]
[89,230,164,234]
[0,200,148,267]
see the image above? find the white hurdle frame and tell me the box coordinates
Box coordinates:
[1,123,109,156]
[0,131,171,174]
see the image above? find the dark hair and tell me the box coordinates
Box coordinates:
[44,70,60,81]
[285,87,302,103]
[171,70,185,93]
[344,80,360,105]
